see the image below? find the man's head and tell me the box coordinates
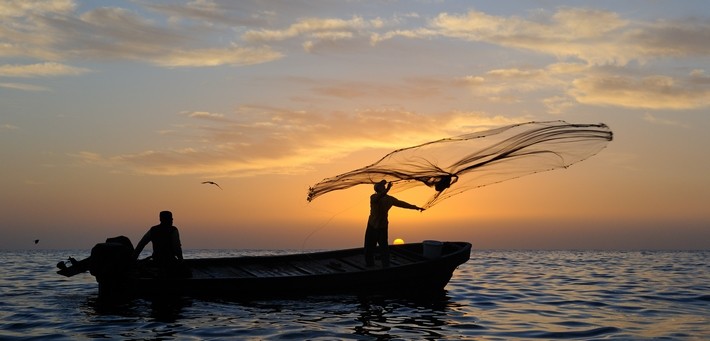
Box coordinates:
[159,211,173,224]
[374,180,387,194]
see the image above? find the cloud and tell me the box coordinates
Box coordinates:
[144,0,270,27]
[546,62,588,75]
[0,82,50,91]
[0,62,90,77]
[186,111,226,120]
[380,8,634,64]
[243,16,378,42]
[457,66,568,103]
[72,108,528,177]
[486,68,546,79]
[458,62,710,111]
[543,96,576,115]
[3,3,707,112]
[642,113,690,129]
[243,15,390,53]
[375,8,710,66]
[1,123,19,131]
[570,72,710,110]
[0,2,282,67]
[628,17,710,58]
[153,46,283,67]
[3,3,706,73]
[309,77,449,100]
[0,0,74,18]
[0,62,84,91]
[689,69,710,85]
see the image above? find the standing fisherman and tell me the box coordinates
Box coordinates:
[365,180,424,267]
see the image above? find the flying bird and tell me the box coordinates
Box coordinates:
[34,239,39,244]
[201,181,222,190]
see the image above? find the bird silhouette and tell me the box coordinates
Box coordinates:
[34,239,39,244]
[201,181,222,190]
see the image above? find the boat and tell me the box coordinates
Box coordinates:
[57,237,471,299]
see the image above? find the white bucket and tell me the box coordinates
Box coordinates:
[423,240,443,259]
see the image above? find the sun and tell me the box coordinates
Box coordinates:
[393,238,405,245]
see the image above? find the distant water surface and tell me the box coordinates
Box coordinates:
[1,249,708,340]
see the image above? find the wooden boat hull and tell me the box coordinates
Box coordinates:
[61,241,471,299]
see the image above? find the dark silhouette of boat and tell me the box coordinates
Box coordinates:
[57,238,471,299]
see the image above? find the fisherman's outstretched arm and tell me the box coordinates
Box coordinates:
[393,199,423,211]
[133,231,151,259]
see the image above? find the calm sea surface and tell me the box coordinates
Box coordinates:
[1,249,708,340]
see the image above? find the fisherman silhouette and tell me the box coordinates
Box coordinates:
[364,180,423,267]
[134,211,189,277]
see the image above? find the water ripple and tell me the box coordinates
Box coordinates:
[0,249,708,339]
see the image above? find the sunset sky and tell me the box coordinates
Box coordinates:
[1,0,708,251]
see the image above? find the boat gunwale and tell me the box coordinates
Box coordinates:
[184,241,469,264]
[176,242,470,279]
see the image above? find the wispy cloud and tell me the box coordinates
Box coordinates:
[309,77,449,100]
[643,113,690,129]
[2,2,708,110]
[369,8,710,111]
[152,46,282,67]
[570,71,710,110]
[186,111,227,120]
[144,0,271,27]
[0,1,282,67]
[543,96,576,115]
[459,62,710,111]
[243,15,390,53]
[455,63,593,111]
[375,8,709,66]
[0,62,90,77]
[4,3,708,67]
[243,16,379,42]
[72,108,528,177]
[0,82,50,91]
[0,0,75,18]
[459,66,566,101]
[1,123,20,131]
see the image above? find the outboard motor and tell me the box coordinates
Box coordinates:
[89,236,135,297]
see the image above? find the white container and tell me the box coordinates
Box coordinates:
[423,240,443,259]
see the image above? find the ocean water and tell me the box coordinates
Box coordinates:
[1,249,708,340]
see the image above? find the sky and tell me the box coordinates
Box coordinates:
[1,0,709,251]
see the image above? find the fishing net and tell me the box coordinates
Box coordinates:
[307,121,613,209]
